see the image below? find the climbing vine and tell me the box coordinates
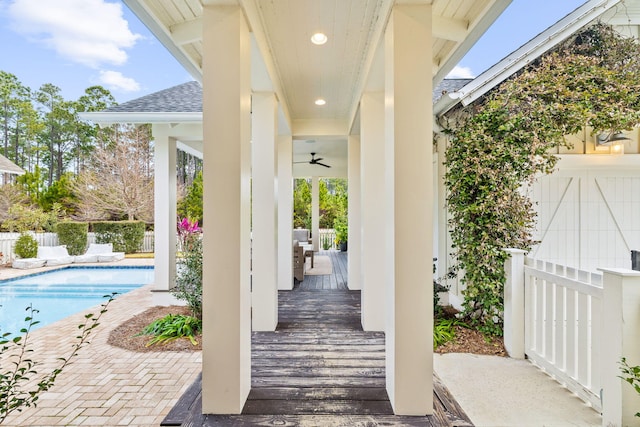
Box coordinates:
[443,23,640,335]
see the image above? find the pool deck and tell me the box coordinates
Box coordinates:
[1,258,202,427]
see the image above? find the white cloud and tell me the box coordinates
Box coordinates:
[98,70,140,92]
[8,0,141,68]
[446,65,475,79]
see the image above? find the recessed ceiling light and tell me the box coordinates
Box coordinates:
[315,99,326,106]
[311,32,328,45]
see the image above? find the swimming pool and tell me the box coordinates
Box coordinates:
[0,266,154,333]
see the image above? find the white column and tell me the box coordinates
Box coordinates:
[384,4,433,415]
[348,135,361,290]
[601,268,640,426]
[503,248,526,359]
[278,134,294,290]
[201,4,251,414]
[360,92,386,330]
[312,176,320,251]
[152,127,176,300]
[251,92,278,331]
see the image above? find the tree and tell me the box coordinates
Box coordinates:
[74,124,154,222]
[443,23,640,335]
[177,170,203,225]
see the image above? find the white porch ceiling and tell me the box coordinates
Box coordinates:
[122,0,511,177]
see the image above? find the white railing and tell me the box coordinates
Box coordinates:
[504,249,640,426]
[523,257,603,411]
[318,228,336,250]
[0,231,155,264]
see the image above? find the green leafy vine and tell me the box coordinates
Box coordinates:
[442,23,640,335]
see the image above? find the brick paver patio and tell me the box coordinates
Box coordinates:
[1,260,201,427]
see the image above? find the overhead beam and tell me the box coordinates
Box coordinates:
[171,17,202,46]
[432,15,468,42]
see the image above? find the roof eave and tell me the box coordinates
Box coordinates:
[80,112,203,125]
[437,0,621,117]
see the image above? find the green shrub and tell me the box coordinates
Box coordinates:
[174,237,202,319]
[92,221,145,253]
[620,357,640,418]
[136,314,202,346]
[14,233,38,258]
[434,318,461,350]
[56,222,88,255]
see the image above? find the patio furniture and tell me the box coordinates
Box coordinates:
[293,240,305,282]
[37,245,75,266]
[12,258,46,269]
[293,228,314,268]
[75,243,125,263]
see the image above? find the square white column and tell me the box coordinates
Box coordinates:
[348,135,361,290]
[201,5,252,414]
[312,176,320,251]
[360,92,386,330]
[251,92,278,331]
[277,134,294,290]
[152,127,176,296]
[384,4,433,415]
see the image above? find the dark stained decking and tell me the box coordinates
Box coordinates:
[163,250,472,427]
[297,249,349,290]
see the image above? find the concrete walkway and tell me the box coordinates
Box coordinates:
[434,353,602,427]
[1,259,201,427]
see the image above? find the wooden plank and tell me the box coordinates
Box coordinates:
[170,275,471,427]
[433,374,473,427]
[242,399,394,415]
[247,387,389,401]
[251,376,386,388]
[198,414,437,426]
[252,366,385,378]
[161,372,202,426]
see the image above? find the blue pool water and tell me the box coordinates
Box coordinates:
[0,266,154,334]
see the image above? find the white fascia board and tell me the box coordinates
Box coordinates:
[453,0,620,110]
[433,0,513,85]
[123,0,202,82]
[79,112,203,125]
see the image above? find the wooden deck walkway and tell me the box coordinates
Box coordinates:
[163,250,472,426]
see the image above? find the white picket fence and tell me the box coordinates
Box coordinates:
[522,257,603,411]
[504,249,640,426]
[0,231,155,264]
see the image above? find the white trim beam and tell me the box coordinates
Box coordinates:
[171,17,203,46]
[432,15,468,42]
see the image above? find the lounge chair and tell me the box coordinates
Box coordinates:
[37,245,75,266]
[75,243,124,263]
[12,257,46,269]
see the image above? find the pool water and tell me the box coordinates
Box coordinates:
[0,267,154,334]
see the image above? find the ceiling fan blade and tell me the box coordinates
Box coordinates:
[316,162,331,168]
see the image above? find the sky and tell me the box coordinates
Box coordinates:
[0,0,588,105]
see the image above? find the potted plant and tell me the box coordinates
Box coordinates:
[334,214,348,252]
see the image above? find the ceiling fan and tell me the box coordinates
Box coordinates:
[294,152,331,168]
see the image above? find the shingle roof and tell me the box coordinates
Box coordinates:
[433,79,473,103]
[105,81,202,113]
[105,79,467,114]
[0,153,24,175]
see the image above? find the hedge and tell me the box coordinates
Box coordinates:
[56,221,88,255]
[92,221,145,254]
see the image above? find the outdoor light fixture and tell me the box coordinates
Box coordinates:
[596,132,630,146]
[595,132,629,155]
[315,98,326,106]
[311,32,328,45]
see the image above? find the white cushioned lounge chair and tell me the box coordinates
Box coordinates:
[12,257,46,269]
[37,245,75,266]
[75,243,124,263]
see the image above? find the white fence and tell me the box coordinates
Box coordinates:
[318,228,337,250]
[504,249,640,426]
[0,231,155,264]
